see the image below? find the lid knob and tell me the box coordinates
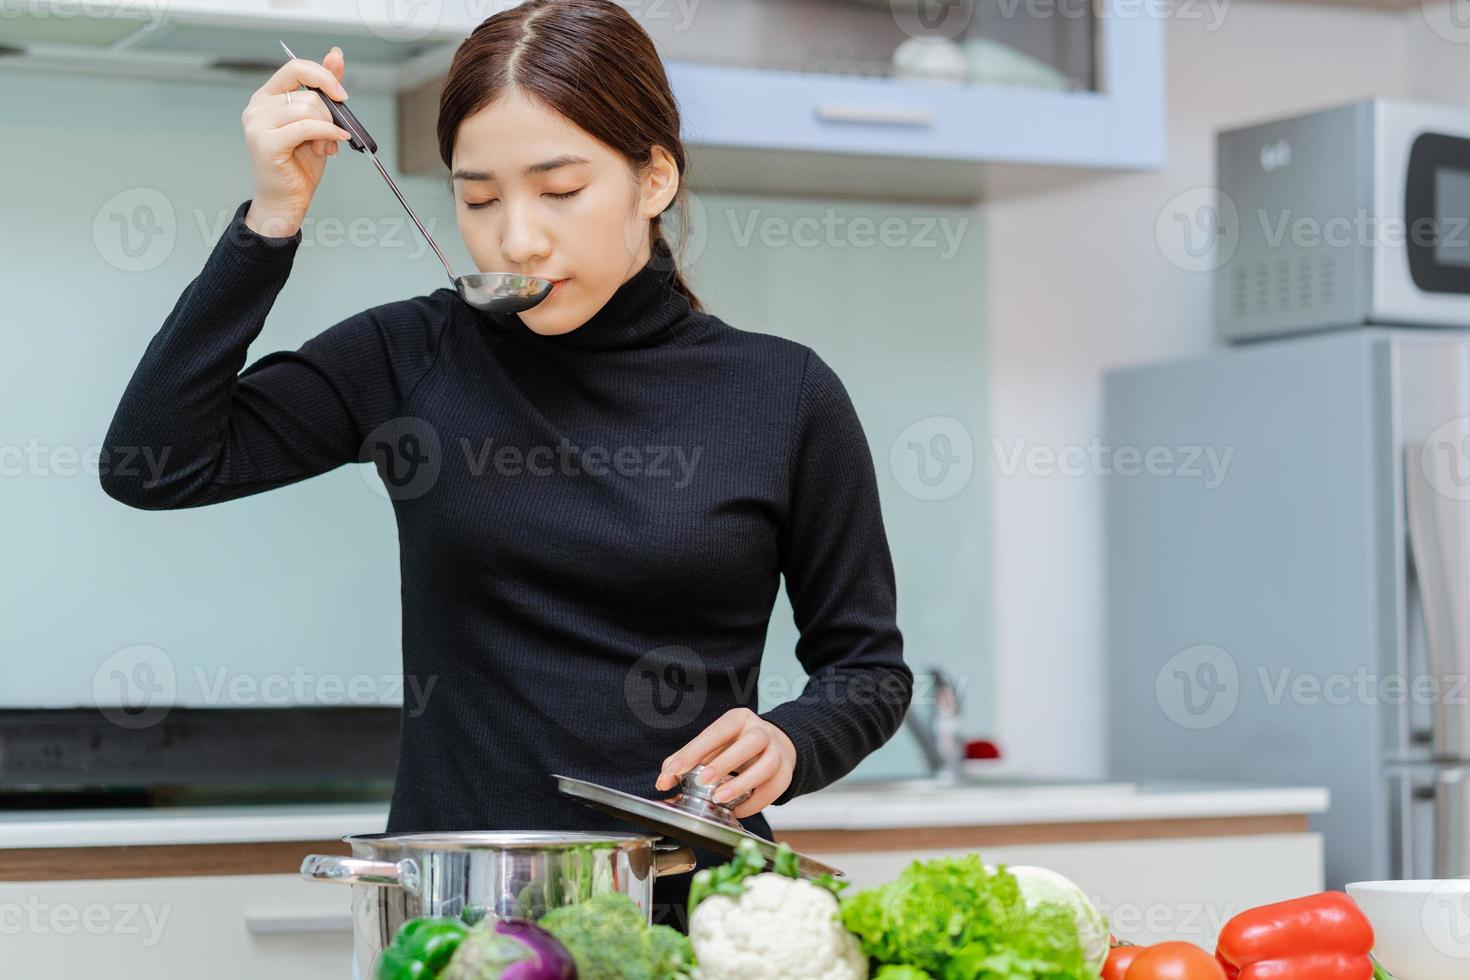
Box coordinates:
[667,764,749,828]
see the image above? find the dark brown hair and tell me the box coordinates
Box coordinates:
[437,0,702,312]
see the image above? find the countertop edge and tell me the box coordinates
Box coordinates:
[0,786,1330,850]
[766,786,1332,831]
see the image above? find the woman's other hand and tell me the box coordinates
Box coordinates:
[654,708,796,819]
[242,46,352,238]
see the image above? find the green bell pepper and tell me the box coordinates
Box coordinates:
[375,916,469,980]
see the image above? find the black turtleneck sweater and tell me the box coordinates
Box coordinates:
[101,199,912,914]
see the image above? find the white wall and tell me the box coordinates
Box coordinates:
[0,65,990,787]
[1407,1,1470,101]
[984,0,1456,777]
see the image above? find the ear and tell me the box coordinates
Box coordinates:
[641,145,681,220]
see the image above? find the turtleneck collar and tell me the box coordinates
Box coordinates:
[474,237,694,352]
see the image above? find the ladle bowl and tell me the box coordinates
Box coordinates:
[454,272,556,314]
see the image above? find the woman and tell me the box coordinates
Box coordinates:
[101,0,912,933]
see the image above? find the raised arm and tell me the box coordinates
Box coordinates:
[100,199,452,509]
[760,348,914,805]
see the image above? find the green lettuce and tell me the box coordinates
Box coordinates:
[839,853,1095,980]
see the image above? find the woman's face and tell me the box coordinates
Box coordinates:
[450,88,680,337]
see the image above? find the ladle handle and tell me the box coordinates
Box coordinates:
[304,87,376,154]
[278,40,375,153]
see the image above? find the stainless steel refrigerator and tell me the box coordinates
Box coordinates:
[1105,328,1470,888]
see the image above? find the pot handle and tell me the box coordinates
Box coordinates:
[300,854,421,890]
[653,842,696,877]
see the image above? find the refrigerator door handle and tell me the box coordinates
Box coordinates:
[1389,771,1412,879]
[1404,442,1470,760]
[1437,769,1470,878]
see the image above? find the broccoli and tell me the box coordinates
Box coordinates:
[538,893,694,980]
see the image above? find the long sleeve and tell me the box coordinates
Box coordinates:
[100,199,453,510]
[761,349,913,805]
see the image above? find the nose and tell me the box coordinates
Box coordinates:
[496,196,551,273]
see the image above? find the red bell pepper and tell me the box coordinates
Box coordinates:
[1214,892,1374,980]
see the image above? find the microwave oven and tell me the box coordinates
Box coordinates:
[1216,99,1470,342]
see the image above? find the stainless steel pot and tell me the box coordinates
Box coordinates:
[301,830,696,976]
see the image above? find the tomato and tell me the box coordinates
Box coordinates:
[1125,941,1228,980]
[1103,944,1145,980]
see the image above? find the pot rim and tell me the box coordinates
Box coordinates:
[342,830,664,851]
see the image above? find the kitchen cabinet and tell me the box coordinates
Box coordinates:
[0,0,469,92]
[652,0,1166,198]
[1,0,1164,200]
[400,0,1167,198]
[0,873,353,976]
[0,804,376,977]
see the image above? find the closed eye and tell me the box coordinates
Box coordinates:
[465,189,582,210]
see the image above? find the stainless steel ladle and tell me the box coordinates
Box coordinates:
[278,41,554,314]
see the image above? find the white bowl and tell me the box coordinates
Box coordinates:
[1346,879,1470,980]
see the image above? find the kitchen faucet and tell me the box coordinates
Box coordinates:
[903,665,965,784]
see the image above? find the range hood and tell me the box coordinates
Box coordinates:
[0,0,473,92]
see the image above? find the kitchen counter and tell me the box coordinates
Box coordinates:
[769,779,1327,830]
[0,800,391,850]
[0,778,1330,955]
[0,778,1326,852]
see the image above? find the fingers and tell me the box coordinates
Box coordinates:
[652,708,795,815]
[268,118,351,154]
[260,55,348,101]
[323,45,345,84]
[725,750,784,817]
[262,96,335,129]
[655,708,754,790]
[656,746,717,791]
[701,728,770,786]
[269,93,339,160]
[243,86,339,155]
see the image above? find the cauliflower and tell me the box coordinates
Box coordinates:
[689,871,869,980]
